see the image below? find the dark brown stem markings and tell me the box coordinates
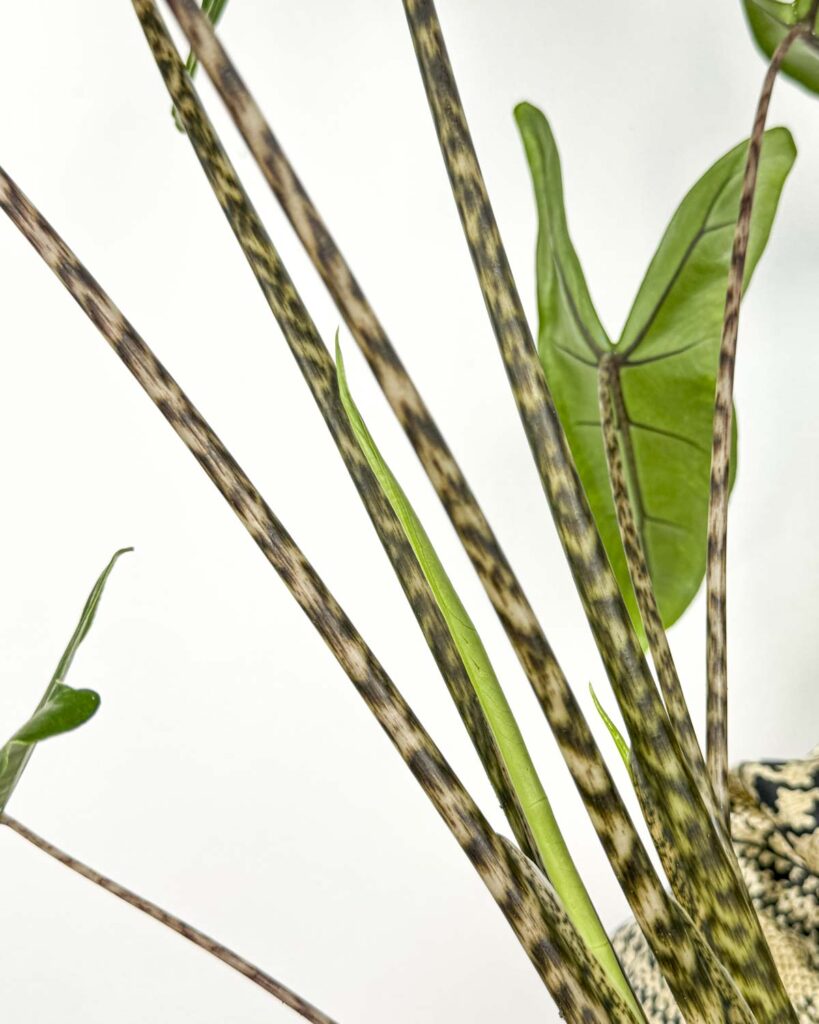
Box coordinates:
[705,20,810,827]
[401,1,797,1021]
[1,815,339,1024]
[598,356,713,816]
[129,0,541,874]
[0,166,637,1024]
[161,0,654,928]
[153,5,758,1018]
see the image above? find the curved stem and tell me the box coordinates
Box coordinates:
[1,814,340,1024]
[705,19,809,824]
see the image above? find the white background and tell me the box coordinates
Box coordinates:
[0,2,817,1021]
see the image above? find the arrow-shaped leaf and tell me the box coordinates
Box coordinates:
[515,103,795,633]
[742,0,819,95]
[0,548,131,813]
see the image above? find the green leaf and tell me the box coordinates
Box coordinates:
[515,103,795,633]
[589,684,631,778]
[8,686,101,746]
[742,1,819,95]
[335,340,639,1013]
[0,548,132,813]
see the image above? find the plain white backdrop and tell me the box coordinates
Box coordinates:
[0,1,817,1021]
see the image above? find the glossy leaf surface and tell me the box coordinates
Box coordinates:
[516,103,794,632]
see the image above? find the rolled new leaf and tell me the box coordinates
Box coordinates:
[336,339,635,1011]
[0,548,131,812]
[589,685,631,778]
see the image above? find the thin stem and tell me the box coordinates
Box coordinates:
[598,356,713,813]
[1,814,340,1024]
[705,19,809,825]
[400,2,796,1021]
[0,165,636,1024]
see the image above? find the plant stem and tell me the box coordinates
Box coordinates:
[705,18,809,825]
[135,0,541,874]
[598,357,713,812]
[172,0,230,130]
[1,814,339,1024]
[0,165,636,1024]
[157,6,726,1018]
[160,0,615,830]
[336,343,619,1007]
[400,2,797,1020]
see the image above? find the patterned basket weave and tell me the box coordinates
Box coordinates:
[613,754,819,1022]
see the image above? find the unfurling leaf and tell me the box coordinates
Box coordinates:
[742,1,819,95]
[516,103,795,634]
[0,548,131,813]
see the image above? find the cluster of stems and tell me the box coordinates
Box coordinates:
[1,2,815,1022]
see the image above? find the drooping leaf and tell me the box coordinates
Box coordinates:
[741,0,819,95]
[0,548,131,813]
[516,103,795,632]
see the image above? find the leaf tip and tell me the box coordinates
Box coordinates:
[766,124,798,163]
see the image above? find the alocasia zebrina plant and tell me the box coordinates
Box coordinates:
[1,1,818,1021]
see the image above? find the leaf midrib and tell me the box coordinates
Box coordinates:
[616,164,740,360]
